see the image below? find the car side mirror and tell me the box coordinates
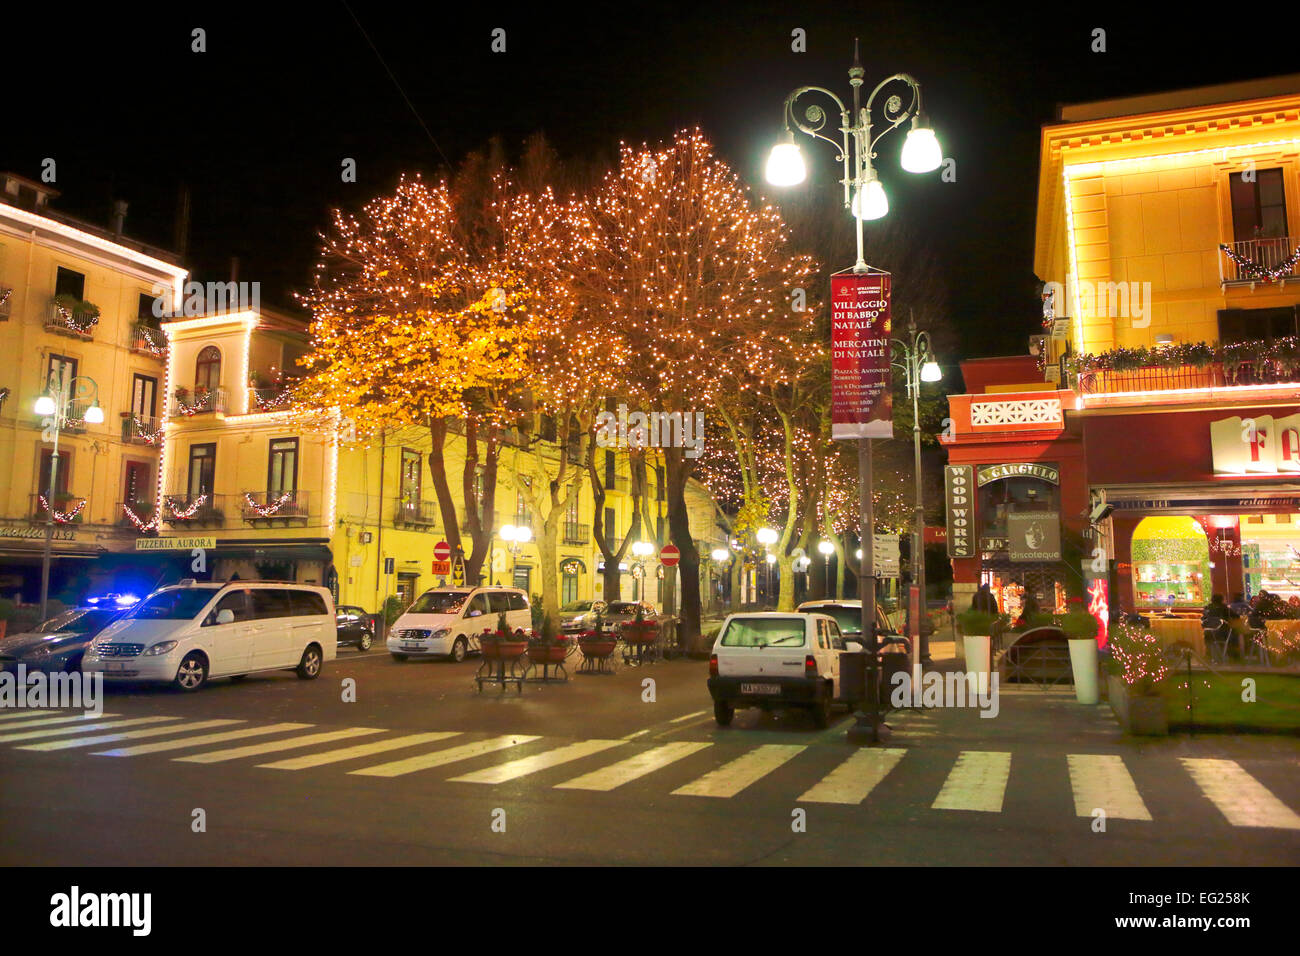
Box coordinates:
[216,609,235,625]
[844,641,864,653]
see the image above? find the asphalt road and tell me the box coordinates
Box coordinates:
[2,647,1298,866]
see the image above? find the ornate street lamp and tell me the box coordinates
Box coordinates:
[631,540,655,602]
[499,523,531,588]
[766,40,942,743]
[892,311,942,662]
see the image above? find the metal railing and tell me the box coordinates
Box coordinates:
[30,493,87,524]
[1075,359,1299,395]
[162,493,227,527]
[44,301,98,338]
[121,415,161,445]
[117,499,157,527]
[170,386,227,417]
[129,323,167,357]
[0,285,12,320]
[242,489,310,521]
[249,385,295,413]
[562,521,589,545]
[57,402,94,432]
[1220,236,1299,284]
[393,498,438,528]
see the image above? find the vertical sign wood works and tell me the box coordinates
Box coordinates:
[944,465,975,558]
[830,267,893,440]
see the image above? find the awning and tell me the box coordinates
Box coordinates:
[207,540,334,562]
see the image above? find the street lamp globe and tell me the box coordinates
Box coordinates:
[756,527,778,546]
[84,402,104,424]
[764,140,807,186]
[852,177,888,221]
[711,548,730,563]
[817,540,834,556]
[900,122,943,174]
[920,360,942,382]
[500,524,518,543]
[632,540,654,558]
[34,394,57,417]
[855,548,864,560]
[765,553,776,565]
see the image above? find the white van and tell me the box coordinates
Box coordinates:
[81,580,336,691]
[388,586,531,662]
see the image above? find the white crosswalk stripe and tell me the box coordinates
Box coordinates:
[556,741,711,791]
[932,751,1012,812]
[0,710,119,724]
[798,748,905,804]
[18,719,243,752]
[1181,758,1300,830]
[0,712,120,729]
[1067,754,1152,820]
[349,735,541,778]
[94,723,315,757]
[259,732,462,770]
[673,744,806,798]
[450,739,625,784]
[0,715,179,744]
[175,728,386,764]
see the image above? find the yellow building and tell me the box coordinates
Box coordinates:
[157,307,725,617]
[0,173,188,602]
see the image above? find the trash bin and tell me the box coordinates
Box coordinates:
[880,645,911,707]
[839,651,867,705]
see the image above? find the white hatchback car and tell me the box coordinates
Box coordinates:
[387,586,531,662]
[81,580,336,691]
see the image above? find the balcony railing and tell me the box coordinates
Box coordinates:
[44,301,98,339]
[121,415,162,445]
[163,493,227,528]
[57,402,95,433]
[1075,359,1298,396]
[129,323,168,358]
[0,285,12,320]
[393,498,438,529]
[249,386,295,413]
[562,521,590,546]
[242,490,310,523]
[170,386,227,417]
[118,499,158,528]
[30,493,87,524]
[1220,237,1300,285]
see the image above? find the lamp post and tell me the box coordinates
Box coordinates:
[631,540,655,602]
[34,369,103,621]
[766,42,942,743]
[499,523,531,589]
[817,540,835,598]
[892,310,942,663]
[756,527,778,607]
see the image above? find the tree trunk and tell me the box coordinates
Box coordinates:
[729,557,742,611]
[537,516,560,638]
[663,447,702,653]
[428,417,460,547]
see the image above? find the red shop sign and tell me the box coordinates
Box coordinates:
[830,267,893,440]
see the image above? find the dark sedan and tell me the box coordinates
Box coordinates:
[335,605,375,651]
[0,606,126,673]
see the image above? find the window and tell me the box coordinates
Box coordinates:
[187,443,216,498]
[540,414,557,442]
[978,475,1060,539]
[251,589,294,620]
[38,448,70,497]
[54,267,85,300]
[129,588,220,621]
[409,590,470,614]
[131,374,157,419]
[656,465,665,501]
[605,507,617,549]
[562,568,578,606]
[516,489,530,524]
[465,594,489,617]
[267,438,299,496]
[207,589,253,624]
[605,451,616,488]
[137,292,160,325]
[508,592,530,611]
[291,590,329,616]
[489,592,512,614]
[512,567,531,592]
[1217,307,1298,346]
[1230,168,1288,241]
[195,345,221,391]
[46,354,77,396]
[400,448,421,502]
[565,494,579,526]
[719,618,806,647]
[123,460,152,508]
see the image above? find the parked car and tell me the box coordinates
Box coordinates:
[387,586,530,662]
[600,600,659,635]
[335,605,375,651]
[0,605,127,674]
[81,580,336,692]
[707,611,860,728]
[560,600,607,633]
[796,599,910,653]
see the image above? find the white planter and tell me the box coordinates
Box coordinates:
[963,635,991,678]
[1068,638,1100,704]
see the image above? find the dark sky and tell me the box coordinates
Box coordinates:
[5,1,1297,359]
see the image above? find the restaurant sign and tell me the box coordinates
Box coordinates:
[976,462,1060,486]
[1,526,74,541]
[135,536,216,551]
[1007,512,1061,562]
[944,465,975,558]
[1210,414,1300,475]
[830,267,892,440]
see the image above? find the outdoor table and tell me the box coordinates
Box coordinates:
[1148,616,1206,658]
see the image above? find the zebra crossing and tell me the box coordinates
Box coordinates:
[2,709,1299,830]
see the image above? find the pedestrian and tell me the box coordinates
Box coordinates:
[1014,593,1040,629]
[970,583,998,614]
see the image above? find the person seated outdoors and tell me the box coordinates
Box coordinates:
[1229,592,1250,619]
[1201,594,1238,659]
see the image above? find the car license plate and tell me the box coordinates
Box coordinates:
[402,643,423,651]
[741,682,780,695]
[106,662,128,673]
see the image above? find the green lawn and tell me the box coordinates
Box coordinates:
[1164,672,1300,732]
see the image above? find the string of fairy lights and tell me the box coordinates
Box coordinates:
[1218,242,1300,282]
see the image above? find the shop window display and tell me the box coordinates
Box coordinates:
[1131,516,1210,609]
[1240,513,1300,603]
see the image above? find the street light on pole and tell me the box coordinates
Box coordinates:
[766,40,942,743]
[756,527,778,607]
[818,540,834,598]
[631,540,655,601]
[34,370,103,622]
[499,524,531,588]
[892,310,942,663]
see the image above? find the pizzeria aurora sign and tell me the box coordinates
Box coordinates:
[976,463,1060,486]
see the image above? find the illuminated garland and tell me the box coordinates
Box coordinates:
[254,388,293,412]
[0,286,11,309]
[132,416,163,445]
[1219,243,1300,283]
[39,495,86,523]
[1068,335,1300,379]
[52,300,99,334]
[167,494,208,520]
[1108,620,1170,694]
[122,503,159,534]
[244,491,293,516]
[134,325,167,357]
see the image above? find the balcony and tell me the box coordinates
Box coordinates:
[57,402,96,434]
[118,499,158,529]
[44,299,99,339]
[562,521,589,546]
[242,490,310,525]
[0,284,12,320]
[249,386,294,413]
[393,498,438,529]
[128,323,168,359]
[30,493,87,525]
[163,493,226,528]
[1220,237,1300,287]
[121,414,162,446]
[1075,352,1300,408]
[170,386,227,418]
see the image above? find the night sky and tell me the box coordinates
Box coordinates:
[5,1,1296,362]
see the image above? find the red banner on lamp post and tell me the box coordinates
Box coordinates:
[831,267,893,440]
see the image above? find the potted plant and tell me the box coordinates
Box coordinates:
[956,608,1003,680]
[1106,620,1169,735]
[173,385,190,403]
[621,603,658,645]
[528,627,572,664]
[578,608,617,659]
[481,611,529,662]
[1058,610,1101,704]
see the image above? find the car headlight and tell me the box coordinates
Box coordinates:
[431,628,450,640]
[143,641,178,656]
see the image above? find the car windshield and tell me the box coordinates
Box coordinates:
[408,591,470,614]
[607,602,640,614]
[127,588,218,621]
[36,608,116,634]
[562,601,593,613]
[719,618,806,647]
[817,606,864,634]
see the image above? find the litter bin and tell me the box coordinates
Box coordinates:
[879,639,911,709]
[839,650,867,705]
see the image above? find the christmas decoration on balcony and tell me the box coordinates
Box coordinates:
[0,286,11,309]
[244,490,294,517]
[167,494,208,520]
[1219,243,1300,283]
[39,495,86,523]
[172,385,211,417]
[133,324,168,357]
[1068,335,1300,383]
[122,502,160,534]
[51,295,100,335]
[132,416,163,445]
